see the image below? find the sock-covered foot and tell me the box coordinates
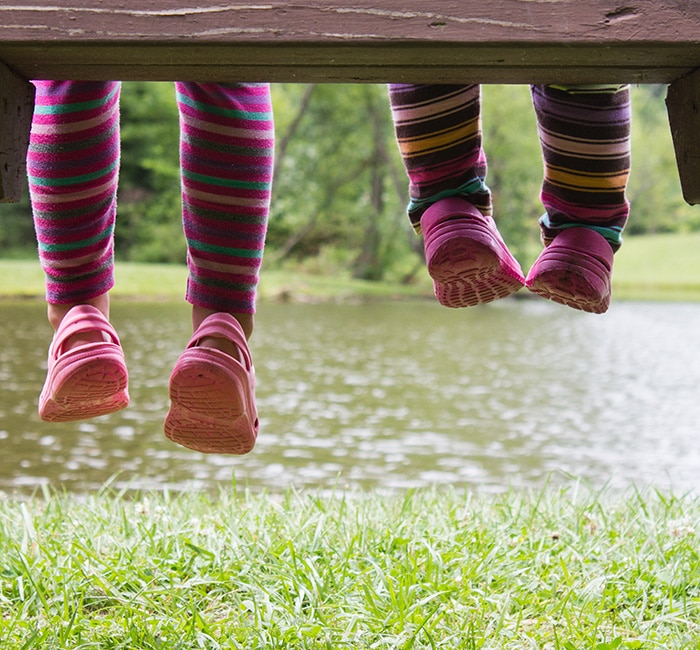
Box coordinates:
[421,197,525,308]
[525,227,614,314]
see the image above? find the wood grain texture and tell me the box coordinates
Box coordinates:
[667,69,700,205]
[0,1,698,83]
[0,62,34,203]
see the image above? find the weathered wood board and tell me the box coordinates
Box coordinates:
[0,1,699,84]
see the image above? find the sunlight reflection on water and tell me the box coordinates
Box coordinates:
[2,297,700,495]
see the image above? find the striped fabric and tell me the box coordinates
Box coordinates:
[28,81,274,313]
[29,81,120,305]
[176,83,273,313]
[388,83,630,248]
[532,84,630,249]
[388,84,491,230]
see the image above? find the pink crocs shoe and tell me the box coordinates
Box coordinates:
[525,227,614,314]
[39,305,129,422]
[164,313,258,455]
[421,197,525,308]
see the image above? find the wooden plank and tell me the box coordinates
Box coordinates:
[0,1,699,84]
[0,45,692,85]
[667,69,700,206]
[0,62,34,203]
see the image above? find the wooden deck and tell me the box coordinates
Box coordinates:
[1,1,700,202]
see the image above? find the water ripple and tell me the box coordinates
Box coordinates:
[2,299,700,494]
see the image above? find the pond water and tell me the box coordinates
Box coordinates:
[2,298,700,495]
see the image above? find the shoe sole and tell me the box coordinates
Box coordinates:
[424,204,524,308]
[164,350,257,455]
[526,230,612,314]
[39,353,129,422]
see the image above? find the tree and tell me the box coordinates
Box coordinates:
[269,84,412,281]
[482,85,552,269]
[117,82,183,263]
[625,84,697,235]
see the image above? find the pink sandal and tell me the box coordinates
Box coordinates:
[421,197,525,308]
[164,313,258,455]
[39,305,129,422]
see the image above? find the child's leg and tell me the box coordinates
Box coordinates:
[388,84,523,307]
[531,83,630,248]
[28,81,128,420]
[175,82,273,333]
[526,84,631,313]
[29,81,121,318]
[388,84,491,226]
[166,82,273,454]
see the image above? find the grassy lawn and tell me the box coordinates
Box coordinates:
[612,231,700,302]
[1,485,698,648]
[4,231,700,303]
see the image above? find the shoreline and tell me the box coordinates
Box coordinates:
[3,257,700,305]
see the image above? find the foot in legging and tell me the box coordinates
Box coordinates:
[388,84,525,309]
[28,81,274,454]
[525,84,631,314]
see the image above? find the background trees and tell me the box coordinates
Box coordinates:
[1,83,694,280]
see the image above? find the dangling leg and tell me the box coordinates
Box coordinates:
[28,80,128,421]
[526,84,631,313]
[165,82,274,454]
[388,83,523,308]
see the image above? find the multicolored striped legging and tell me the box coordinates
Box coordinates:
[28,81,274,313]
[388,84,631,250]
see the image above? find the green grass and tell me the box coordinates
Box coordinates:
[0,485,698,648]
[0,261,191,301]
[613,231,700,302]
[0,260,434,303]
[3,231,700,303]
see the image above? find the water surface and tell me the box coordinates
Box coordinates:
[2,298,699,494]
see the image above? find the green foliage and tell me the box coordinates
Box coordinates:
[269,84,410,281]
[117,82,184,263]
[626,85,696,235]
[0,179,34,258]
[2,83,698,278]
[482,85,544,269]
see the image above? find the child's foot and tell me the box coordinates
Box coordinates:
[164,313,258,455]
[421,197,525,307]
[39,305,129,422]
[525,227,614,313]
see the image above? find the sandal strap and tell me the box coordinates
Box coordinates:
[187,313,252,370]
[52,305,121,357]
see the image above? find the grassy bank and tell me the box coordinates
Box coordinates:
[0,259,434,303]
[612,231,700,302]
[3,232,700,303]
[1,486,698,648]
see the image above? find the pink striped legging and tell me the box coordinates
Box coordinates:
[28,81,274,314]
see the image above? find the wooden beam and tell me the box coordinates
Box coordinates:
[0,1,699,84]
[667,69,700,206]
[0,62,34,203]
